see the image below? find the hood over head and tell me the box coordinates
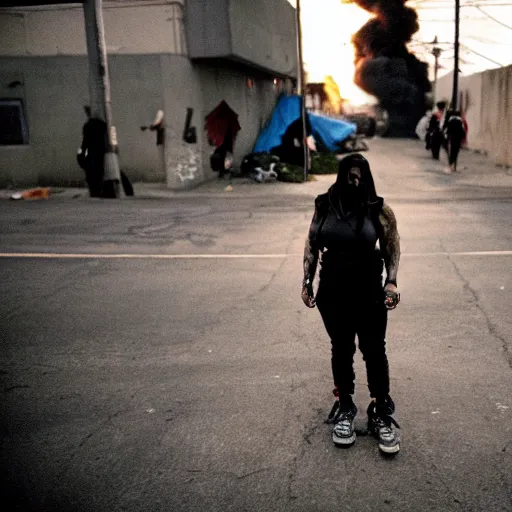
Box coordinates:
[330,153,381,209]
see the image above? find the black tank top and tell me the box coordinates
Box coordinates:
[319,208,378,253]
[318,207,383,283]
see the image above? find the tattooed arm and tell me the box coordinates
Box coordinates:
[301,200,322,308]
[378,203,401,307]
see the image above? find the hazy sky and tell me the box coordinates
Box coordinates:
[288,0,512,103]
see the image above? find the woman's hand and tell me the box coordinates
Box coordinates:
[384,283,400,310]
[301,284,316,308]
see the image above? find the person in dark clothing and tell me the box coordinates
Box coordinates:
[79,106,134,197]
[302,154,401,454]
[271,116,313,167]
[209,125,234,179]
[427,101,447,159]
[204,101,241,180]
[78,106,108,197]
[444,110,466,173]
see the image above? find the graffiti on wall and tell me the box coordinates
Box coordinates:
[173,146,201,183]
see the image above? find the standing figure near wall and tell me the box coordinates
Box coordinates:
[77,106,108,197]
[78,106,133,197]
[205,101,241,179]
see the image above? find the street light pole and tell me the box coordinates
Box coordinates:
[295,0,309,182]
[83,0,122,198]
[451,0,460,110]
[432,36,442,103]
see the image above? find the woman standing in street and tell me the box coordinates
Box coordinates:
[301,154,401,454]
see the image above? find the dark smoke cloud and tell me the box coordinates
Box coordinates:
[350,0,431,136]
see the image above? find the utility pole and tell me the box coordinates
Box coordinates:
[451,0,460,110]
[295,0,309,182]
[432,36,442,103]
[83,0,122,198]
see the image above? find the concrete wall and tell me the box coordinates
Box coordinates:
[0,55,165,187]
[480,66,512,167]
[228,0,297,77]
[0,1,187,57]
[0,0,291,188]
[185,0,231,59]
[0,0,186,187]
[436,65,512,167]
[198,62,280,169]
[160,55,204,189]
[186,0,297,78]
[0,54,280,188]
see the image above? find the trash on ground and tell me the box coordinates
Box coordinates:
[10,188,51,200]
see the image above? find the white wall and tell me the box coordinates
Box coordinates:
[436,71,485,151]
[436,66,511,166]
[0,1,186,57]
[480,66,512,167]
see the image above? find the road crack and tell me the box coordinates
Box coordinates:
[442,243,512,369]
[287,408,324,501]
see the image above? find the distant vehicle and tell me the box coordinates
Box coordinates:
[342,105,389,138]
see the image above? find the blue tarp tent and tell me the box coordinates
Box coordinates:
[253,94,357,154]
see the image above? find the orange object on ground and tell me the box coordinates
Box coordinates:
[23,188,50,199]
[11,188,51,200]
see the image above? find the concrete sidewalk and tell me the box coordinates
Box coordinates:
[2,139,511,201]
[372,138,512,202]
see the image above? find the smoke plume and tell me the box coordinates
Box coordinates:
[350,0,431,137]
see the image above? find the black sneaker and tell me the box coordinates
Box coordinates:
[367,399,400,454]
[327,399,357,447]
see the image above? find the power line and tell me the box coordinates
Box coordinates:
[464,1,512,6]
[467,34,512,43]
[473,5,512,29]
[460,43,505,65]
[415,2,512,9]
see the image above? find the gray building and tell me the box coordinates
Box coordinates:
[0,0,297,189]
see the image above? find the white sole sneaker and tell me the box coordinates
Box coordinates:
[378,442,400,454]
[332,432,356,446]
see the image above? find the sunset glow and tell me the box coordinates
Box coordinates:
[300,0,374,105]
[302,0,376,105]
[293,0,512,106]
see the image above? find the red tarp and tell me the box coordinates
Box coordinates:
[204,101,241,149]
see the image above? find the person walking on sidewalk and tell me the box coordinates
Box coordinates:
[301,153,401,454]
[443,110,466,173]
[427,101,447,160]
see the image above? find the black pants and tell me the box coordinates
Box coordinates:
[448,137,462,166]
[316,275,390,400]
[430,130,446,160]
[84,163,104,198]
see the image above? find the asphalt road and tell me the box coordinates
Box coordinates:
[1,140,511,511]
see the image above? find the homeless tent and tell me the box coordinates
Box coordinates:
[253,95,357,155]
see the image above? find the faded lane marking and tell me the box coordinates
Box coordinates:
[1,251,512,260]
[0,253,289,259]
